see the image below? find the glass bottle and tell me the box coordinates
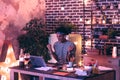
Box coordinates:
[19,49,24,67]
[92,60,99,74]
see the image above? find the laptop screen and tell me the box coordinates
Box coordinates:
[30,56,47,67]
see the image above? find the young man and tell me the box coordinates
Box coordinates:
[47,27,76,64]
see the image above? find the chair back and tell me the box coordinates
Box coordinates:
[68,34,82,64]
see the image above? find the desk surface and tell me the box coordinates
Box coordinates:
[10,64,115,80]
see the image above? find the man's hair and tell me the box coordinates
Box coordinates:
[55,26,71,35]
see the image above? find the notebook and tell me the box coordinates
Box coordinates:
[30,56,47,67]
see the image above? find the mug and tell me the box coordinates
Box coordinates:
[68,62,73,67]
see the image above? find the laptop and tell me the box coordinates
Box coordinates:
[30,56,47,67]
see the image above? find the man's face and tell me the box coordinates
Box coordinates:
[56,33,66,42]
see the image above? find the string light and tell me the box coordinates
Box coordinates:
[79,16,83,22]
[61,7,65,10]
[84,0,90,5]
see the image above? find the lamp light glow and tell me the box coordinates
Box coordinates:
[0,42,18,80]
[61,7,64,10]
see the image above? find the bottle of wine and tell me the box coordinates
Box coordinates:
[19,49,24,67]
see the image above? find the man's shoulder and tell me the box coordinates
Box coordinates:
[66,40,75,45]
[54,41,60,45]
[66,40,73,43]
[54,40,74,45]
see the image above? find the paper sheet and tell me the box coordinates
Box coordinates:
[98,66,113,71]
[35,67,53,71]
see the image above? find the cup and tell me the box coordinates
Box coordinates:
[68,62,73,67]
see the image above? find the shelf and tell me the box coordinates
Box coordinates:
[94,38,120,41]
[85,24,120,26]
[93,8,119,11]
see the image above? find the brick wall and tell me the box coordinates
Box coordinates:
[45,0,83,33]
[45,0,120,50]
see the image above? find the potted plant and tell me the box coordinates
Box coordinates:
[17,18,50,62]
[107,28,117,39]
[58,21,75,33]
[54,19,76,33]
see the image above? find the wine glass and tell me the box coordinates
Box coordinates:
[24,53,30,68]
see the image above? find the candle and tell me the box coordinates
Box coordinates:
[112,46,117,58]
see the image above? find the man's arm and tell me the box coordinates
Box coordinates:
[47,44,58,61]
[66,44,76,62]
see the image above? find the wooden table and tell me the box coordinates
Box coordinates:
[10,65,115,80]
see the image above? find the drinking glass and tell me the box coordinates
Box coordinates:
[24,53,30,68]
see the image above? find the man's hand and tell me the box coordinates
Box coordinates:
[68,46,74,53]
[66,46,75,62]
